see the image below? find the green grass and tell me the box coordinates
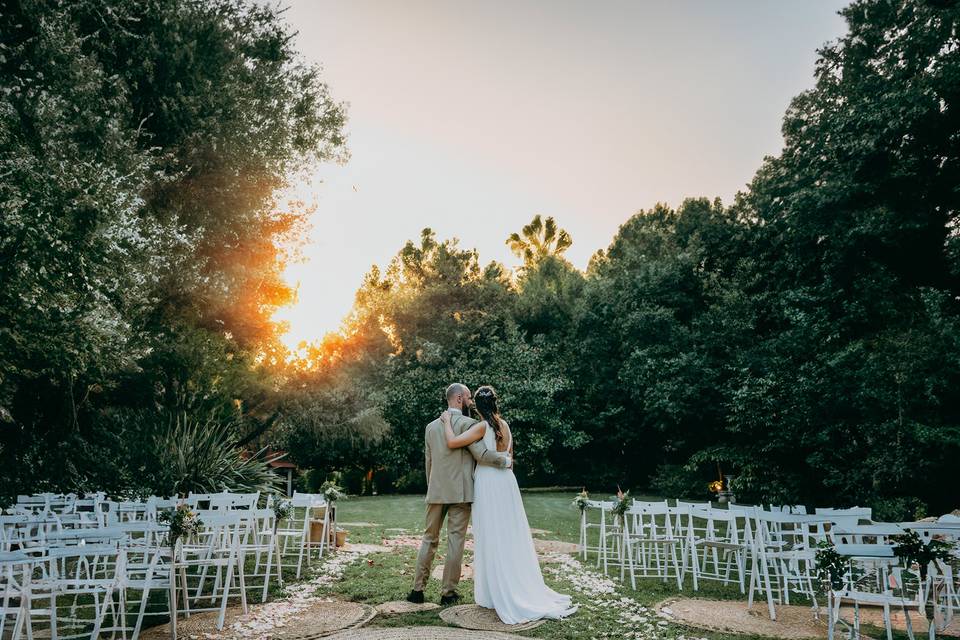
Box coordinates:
[325,491,795,640]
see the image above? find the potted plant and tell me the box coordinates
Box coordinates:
[892,530,955,640]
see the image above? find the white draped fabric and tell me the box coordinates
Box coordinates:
[471,427,577,624]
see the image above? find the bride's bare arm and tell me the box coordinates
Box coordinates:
[468,430,511,468]
[441,411,486,449]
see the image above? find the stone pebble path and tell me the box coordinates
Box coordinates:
[152,532,827,640]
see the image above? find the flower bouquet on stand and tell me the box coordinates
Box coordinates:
[572,488,590,513]
[157,504,203,640]
[612,487,630,527]
[320,480,348,547]
[573,489,590,558]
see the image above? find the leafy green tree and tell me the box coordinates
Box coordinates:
[0,0,346,498]
[507,215,573,266]
[669,0,960,516]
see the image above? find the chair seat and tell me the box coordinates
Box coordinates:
[833,589,901,606]
[626,536,680,545]
[694,540,744,551]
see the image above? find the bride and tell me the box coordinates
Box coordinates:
[440,385,577,624]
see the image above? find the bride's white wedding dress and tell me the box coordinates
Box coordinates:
[471,425,577,624]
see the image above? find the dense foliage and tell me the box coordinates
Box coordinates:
[0,0,346,499]
[2,0,958,519]
[280,0,960,517]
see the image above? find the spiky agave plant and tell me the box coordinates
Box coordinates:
[153,412,281,497]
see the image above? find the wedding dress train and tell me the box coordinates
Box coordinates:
[471,426,577,624]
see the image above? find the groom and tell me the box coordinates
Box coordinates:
[407,382,512,605]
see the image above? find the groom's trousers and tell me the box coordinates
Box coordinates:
[413,502,471,596]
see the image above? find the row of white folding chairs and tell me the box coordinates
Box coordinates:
[1,507,285,638]
[274,492,332,579]
[581,500,885,595]
[818,541,960,640]
[1,520,172,640]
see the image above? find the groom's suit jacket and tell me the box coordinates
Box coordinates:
[424,408,509,504]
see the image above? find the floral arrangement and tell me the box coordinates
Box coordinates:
[707,480,723,494]
[814,541,847,591]
[273,498,292,522]
[892,530,955,580]
[321,481,347,504]
[611,487,630,524]
[572,489,589,513]
[158,503,203,548]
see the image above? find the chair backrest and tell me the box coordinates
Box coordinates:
[833,542,896,558]
[898,522,960,543]
[830,523,905,545]
[45,525,125,547]
[291,492,326,509]
[227,492,260,509]
[627,500,676,539]
[185,492,219,510]
[769,504,808,515]
[815,507,872,527]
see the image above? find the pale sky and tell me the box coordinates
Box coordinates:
[274,0,849,347]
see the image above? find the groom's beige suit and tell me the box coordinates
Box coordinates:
[413,407,510,597]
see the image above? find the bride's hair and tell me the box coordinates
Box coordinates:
[474,385,504,444]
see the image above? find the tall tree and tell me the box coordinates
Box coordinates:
[506,215,573,266]
[0,0,346,498]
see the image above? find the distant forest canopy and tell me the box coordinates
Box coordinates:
[2,0,958,519]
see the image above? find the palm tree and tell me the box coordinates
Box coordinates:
[506,215,572,266]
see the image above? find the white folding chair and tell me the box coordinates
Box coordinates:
[172,512,248,632]
[241,508,282,602]
[681,504,751,593]
[621,500,684,590]
[577,500,605,562]
[825,543,915,640]
[591,500,624,574]
[277,494,328,578]
[0,551,35,640]
[27,544,128,640]
[748,509,829,620]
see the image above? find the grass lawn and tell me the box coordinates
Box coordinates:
[319,491,829,640]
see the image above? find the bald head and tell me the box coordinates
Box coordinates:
[445,383,472,411]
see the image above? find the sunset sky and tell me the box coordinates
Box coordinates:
[274,0,849,347]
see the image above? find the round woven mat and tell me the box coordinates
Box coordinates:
[273,601,377,639]
[325,626,527,640]
[658,597,960,639]
[532,539,579,554]
[140,607,247,639]
[439,604,547,632]
[375,600,441,615]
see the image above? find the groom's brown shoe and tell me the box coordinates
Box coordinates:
[439,592,461,606]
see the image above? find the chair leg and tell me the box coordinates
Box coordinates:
[168,567,178,640]
[883,601,893,640]
[262,542,274,602]
[238,558,248,614]
[217,560,235,631]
